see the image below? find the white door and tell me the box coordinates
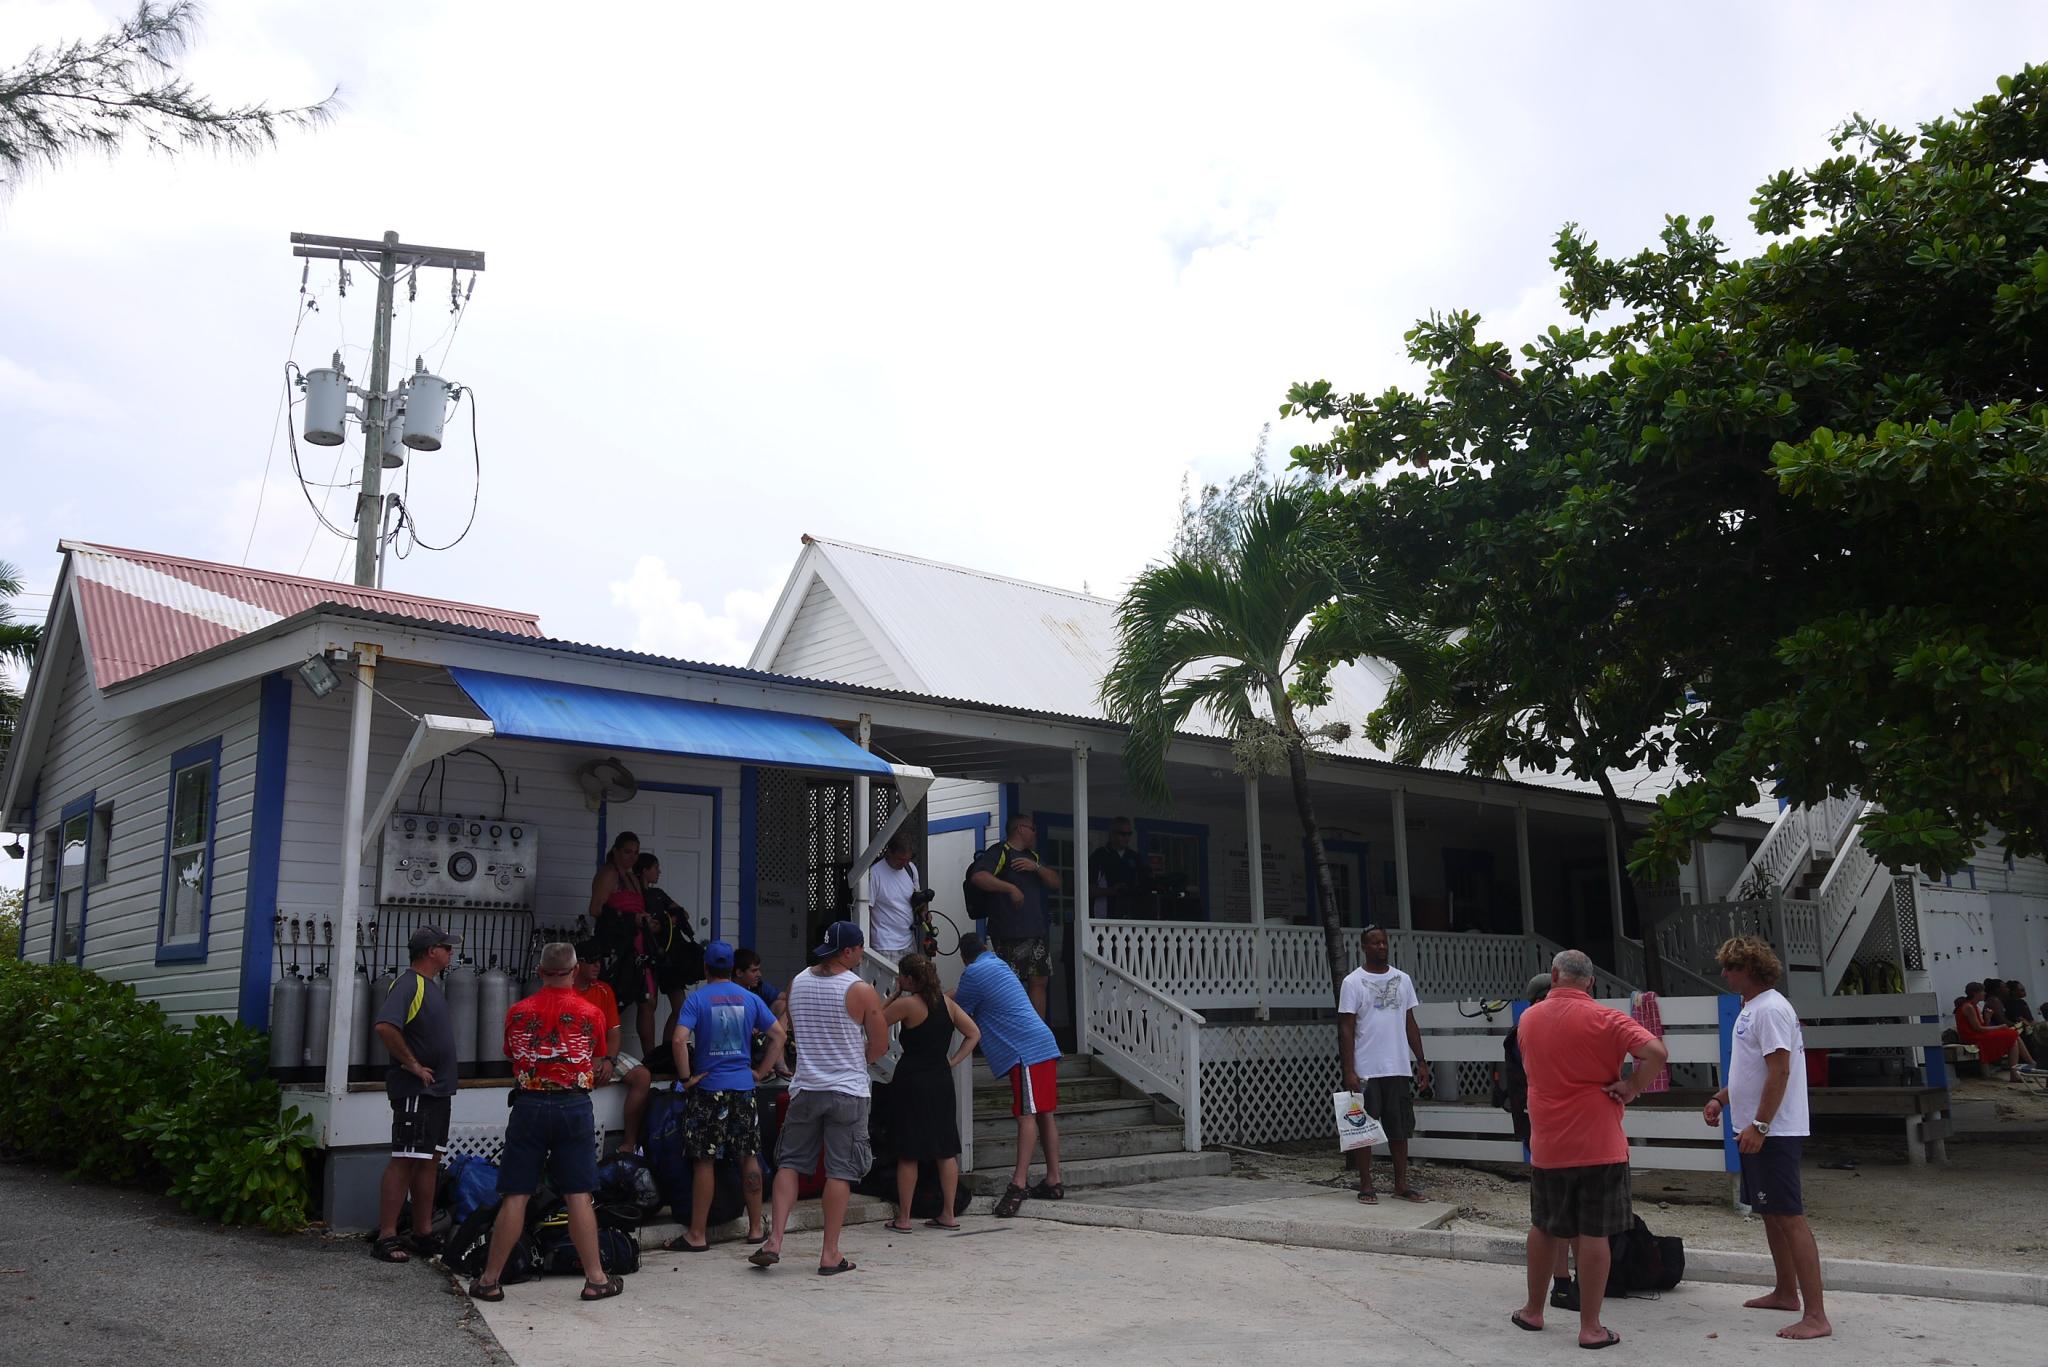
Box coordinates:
[927,820,987,992]
[626,790,716,1052]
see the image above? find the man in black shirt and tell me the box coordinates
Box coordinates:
[370,925,460,1262]
[971,814,1062,1020]
[1088,818,1150,920]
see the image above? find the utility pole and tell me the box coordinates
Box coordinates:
[289,230,486,587]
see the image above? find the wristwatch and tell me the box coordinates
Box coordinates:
[1751,1120,1771,1137]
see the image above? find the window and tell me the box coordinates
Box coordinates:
[39,828,58,899]
[158,740,221,960]
[90,803,113,886]
[52,794,95,963]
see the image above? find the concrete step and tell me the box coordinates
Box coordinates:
[964,1148,1231,1196]
[971,1098,1157,1143]
[972,1075,1124,1114]
[976,1122,1186,1170]
[968,1054,1103,1094]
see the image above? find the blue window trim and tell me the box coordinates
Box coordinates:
[238,675,293,1024]
[1304,836,1373,926]
[738,767,759,949]
[156,737,224,965]
[594,782,724,943]
[17,781,36,961]
[931,812,992,938]
[53,788,96,964]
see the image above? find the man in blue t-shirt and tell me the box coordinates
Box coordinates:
[664,942,785,1251]
[953,933,1063,1219]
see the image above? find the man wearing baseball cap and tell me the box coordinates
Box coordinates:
[665,941,786,1253]
[749,921,887,1275]
[369,925,461,1263]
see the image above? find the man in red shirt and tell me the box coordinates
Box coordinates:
[468,942,623,1305]
[1510,949,1668,1349]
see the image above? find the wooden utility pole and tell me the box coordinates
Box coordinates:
[288,231,486,586]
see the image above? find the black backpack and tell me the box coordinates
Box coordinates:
[445,1202,536,1283]
[963,845,1015,925]
[1606,1213,1685,1296]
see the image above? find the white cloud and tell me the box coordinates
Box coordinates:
[608,556,781,667]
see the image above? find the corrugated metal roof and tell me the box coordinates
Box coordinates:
[61,540,542,689]
[802,536,1767,815]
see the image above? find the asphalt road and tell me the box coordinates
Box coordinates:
[0,1159,505,1367]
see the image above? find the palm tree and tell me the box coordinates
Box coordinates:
[1101,486,1437,999]
[0,560,44,771]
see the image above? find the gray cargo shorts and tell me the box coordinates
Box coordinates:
[776,1088,872,1183]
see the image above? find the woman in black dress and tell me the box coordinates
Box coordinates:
[881,953,979,1230]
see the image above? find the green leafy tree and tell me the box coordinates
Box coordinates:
[1175,425,1280,565]
[1287,66,2048,889]
[0,560,41,773]
[0,888,20,960]
[0,1,335,197]
[1102,485,1437,997]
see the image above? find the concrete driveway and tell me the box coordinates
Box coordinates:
[474,1217,2048,1366]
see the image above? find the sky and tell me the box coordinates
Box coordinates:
[3,0,2045,677]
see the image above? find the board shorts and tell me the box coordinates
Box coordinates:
[1010,1058,1059,1116]
[1738,1135,1805,1215]
[388,1092,451,1160]
[1357,1075,1416,1143]
[1529,1161,1632,1240]
[994,935,1053,979]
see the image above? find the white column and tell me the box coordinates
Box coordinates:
[1246,775,1268,1019]
[1606,817,1627,944]
[853,714,872,941]
[1072,742,1091,1051]
[325,644,379,1100]
[1692,837,1711,905]
[1390,787,1414,930]
[1515,802,1536,937]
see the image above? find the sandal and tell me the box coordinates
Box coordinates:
[370,1234,411,1263]
[402,1230,443,1257]
[993,1184,1028,1218]
[468,1278,504,1302]
[1393,1188,1431,1203]
[924,1218,961,1229]
[818,1258,857,1276]
[580,1275,624,1301]
[661,1234,711,1253]
[1355,1191,1379,1205]
[1028,1180,1064,1201]
[884,1219,916,1232]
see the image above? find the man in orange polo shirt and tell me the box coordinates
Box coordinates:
[576,940,653,1156]
[1510,948,1669,1350]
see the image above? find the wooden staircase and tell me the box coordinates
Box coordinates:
[962,1054,1229,1196]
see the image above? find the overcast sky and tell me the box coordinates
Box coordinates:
[4,1,2045,673]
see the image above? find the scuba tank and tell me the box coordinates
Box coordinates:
[446,957,481,1075]
[478,960,514,1075]
[368,968,402,1068]
[349,966,374,1076]
[269,966,306,1075]
[302,966,333,1078]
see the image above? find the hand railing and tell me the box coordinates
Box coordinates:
[1082,948,1205,1150]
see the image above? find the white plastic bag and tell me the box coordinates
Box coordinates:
[1332,1090,1388,1152]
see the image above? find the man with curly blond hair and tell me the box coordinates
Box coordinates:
[1704,935,1830,1341]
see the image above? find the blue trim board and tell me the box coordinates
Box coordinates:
[238,675,292,1026]
[1717,992,1742,1174]
[739,767,758,950]
[54,789,95,964]
[156,736,223,965]
[17,782,35,961]
[1921,1015,1948,1088]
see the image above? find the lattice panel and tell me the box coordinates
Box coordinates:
[445,1122,606,1165]
[807,781,854,922]
[755,771,807,887]
[1892,876,1924,970]
[1197,1023,1497,1146]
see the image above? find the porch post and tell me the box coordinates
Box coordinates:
[1072,743,1091,1051]
[1246,774,1268,1019]
[1390,786,1414,930]
[853,714,872,942]
[1515,801,1536,937]
[1691,837,1710,905]
[1605,817,1626,945]
[325,643,379,1101]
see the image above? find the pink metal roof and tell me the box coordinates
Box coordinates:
[60,540,543,689]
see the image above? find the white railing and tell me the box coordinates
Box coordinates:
[1723,804,1811,899]
[1082,948,1204,1151]
[1809,794,1865,859]
[1655,899,1774,978]
[1088,921,1593,1011]
[1816,827,1878,962]
[1617,936,1724,997]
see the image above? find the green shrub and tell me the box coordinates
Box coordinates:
[0,958,316,1231]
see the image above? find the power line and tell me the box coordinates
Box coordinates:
[241,275,327,565]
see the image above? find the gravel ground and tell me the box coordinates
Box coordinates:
[0,1158,507,1367]
[1227,1074,2048,1270]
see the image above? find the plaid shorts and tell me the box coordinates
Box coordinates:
[680,1087,762,1161]
[1529,1161,1632,1239]
[994,935,1053,979]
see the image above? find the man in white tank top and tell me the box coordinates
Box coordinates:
[750,921,887,1276]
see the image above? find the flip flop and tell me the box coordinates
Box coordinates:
[746,1232,770,1245]
[1393,1189,1431,1203]
[1511,1312,1543,1332]
[1355,1191,1379,1205]
[1580,1330,1621,1350]
[924,1219,961,1229]
[661,1234,711,1253]
[747,1248,780,1268]
[884,1220,915,1232]
[818,1258,857,1276]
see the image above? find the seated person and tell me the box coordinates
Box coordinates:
[574,939,654,1154]
[1955,982,2044,1083]
[733,947,792,1077]
[1981,980,2011,1027]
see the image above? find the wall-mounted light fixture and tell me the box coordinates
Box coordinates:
[297,654,340,699]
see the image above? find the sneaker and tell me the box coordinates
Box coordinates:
[1549,1280,1581,1312]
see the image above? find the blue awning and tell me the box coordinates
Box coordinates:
[447,667,895,777]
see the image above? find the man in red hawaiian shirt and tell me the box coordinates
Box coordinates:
[469,942,623,1304]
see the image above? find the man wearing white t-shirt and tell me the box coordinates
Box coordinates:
[1336,925,1433,1203]
[1703,935,1831,1342]
[868,835,921,960]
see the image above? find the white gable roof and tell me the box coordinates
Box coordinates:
[753,535,1764,815]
